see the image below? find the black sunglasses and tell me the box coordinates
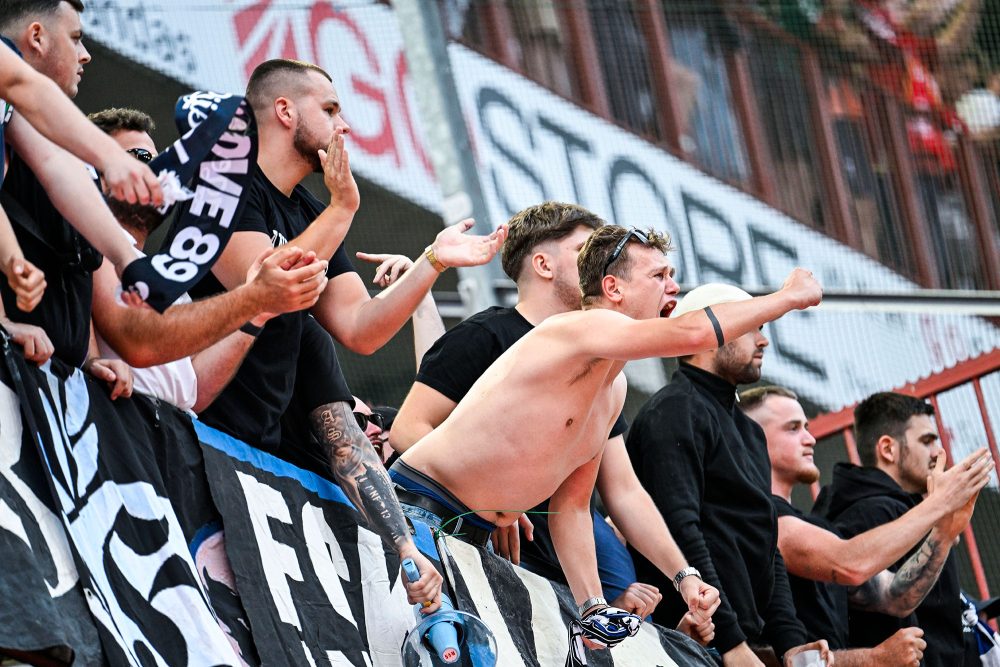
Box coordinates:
[126,147,154,163]
[354,411,384,431]
[603,227,649,276]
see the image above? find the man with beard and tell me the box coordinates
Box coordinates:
[626,283,832,667]
[86,107,330,410]
[0,0,166,371]
[812,392,989,667]
[393,202,711,636]
[740,386,990,667]
[189,58,506,610]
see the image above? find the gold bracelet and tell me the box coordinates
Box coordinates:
[425,245,447,273]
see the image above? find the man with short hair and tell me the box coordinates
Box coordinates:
[0,0,164,371]
[626,283,833,667]
[393,202,706,630]
[391,225,822,651]
[741,385,990,667]
[191,57,505,609]
[814,392,984,667]
[86,107,329,412]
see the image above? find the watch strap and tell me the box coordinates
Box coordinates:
[578,596,608,617]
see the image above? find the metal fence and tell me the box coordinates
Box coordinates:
[450,0,1000,291]
[809,350,1000,602]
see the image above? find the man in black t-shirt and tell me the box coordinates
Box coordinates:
[810,393,990,667]
[740,386,990,667]
[0,1,163,370]
[193,59,505,611]
[393,202,716,636]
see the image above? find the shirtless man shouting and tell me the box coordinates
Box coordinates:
[391,225,822,649]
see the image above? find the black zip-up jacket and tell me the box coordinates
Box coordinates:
[626,363,806,657]
[814,463,964,667]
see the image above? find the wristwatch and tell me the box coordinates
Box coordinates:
[673,566,702,591]
[577,596,607,616]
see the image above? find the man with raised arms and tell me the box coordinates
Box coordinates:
[391,225,823,650]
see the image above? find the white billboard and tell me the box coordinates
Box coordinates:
[80,0,999,409]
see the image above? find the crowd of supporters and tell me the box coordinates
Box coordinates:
[0,2,995,666]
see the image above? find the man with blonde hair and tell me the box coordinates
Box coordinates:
[393,227,821,650]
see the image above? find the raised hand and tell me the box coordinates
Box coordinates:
[780,268,822,310]
[429,220,508,269]
[927,447,992,516]
[356,251,413,288]
[318,132,360,216]
[245,245,328,321]
[98,149,164,208]
[3,257,46,312]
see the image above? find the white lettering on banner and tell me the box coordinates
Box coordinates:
[0,381,78,596]
[182,91,232,130]
[152,108,252,283]
[236,471,304,629]
[357,528,413,664]
[234,471,411,664]
[36,369,240,666]
[302,502,358,631]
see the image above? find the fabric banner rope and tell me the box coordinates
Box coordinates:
[120,92,257,312]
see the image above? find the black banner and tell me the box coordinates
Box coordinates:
[0,338,242,666]
[198,423,415,667]
[120,92,257,312]
[0,373,104,665]
[0,336,712,667]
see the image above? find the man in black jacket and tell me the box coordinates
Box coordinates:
[627,283,831,667]
[741,386,990,667]
[814,392,983,667]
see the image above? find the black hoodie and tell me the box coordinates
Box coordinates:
[626,363,806,657]
[814,463,963,667]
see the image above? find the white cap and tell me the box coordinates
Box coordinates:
[671,283,753,318]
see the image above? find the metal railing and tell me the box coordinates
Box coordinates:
[448,0,1000,291]
[809,350,1000,602]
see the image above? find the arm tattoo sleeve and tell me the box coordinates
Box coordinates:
[847,535,945,616]
[309,402,411,552]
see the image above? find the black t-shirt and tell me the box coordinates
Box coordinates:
[0,154,98,367]
[417,306,628,437]
[772,495,849,649]
[191,168,355,452]
[416,305,628,585]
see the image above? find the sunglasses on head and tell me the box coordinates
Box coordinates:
[354,411,384,431]
[127,147,154,163]
[603,227,650,276]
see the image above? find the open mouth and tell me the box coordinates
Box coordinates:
[660,300,677,318]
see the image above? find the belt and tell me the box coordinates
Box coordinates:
[395,487,493,548]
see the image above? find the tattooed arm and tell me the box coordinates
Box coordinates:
[847,531,948,617]
[309,401,444,611]
[849,480,982,617]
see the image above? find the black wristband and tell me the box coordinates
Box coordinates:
[704,306,725,347]
[239,321,264,337]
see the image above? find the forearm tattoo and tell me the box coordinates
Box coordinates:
[309,402,410,551]
[848,536,944,615]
